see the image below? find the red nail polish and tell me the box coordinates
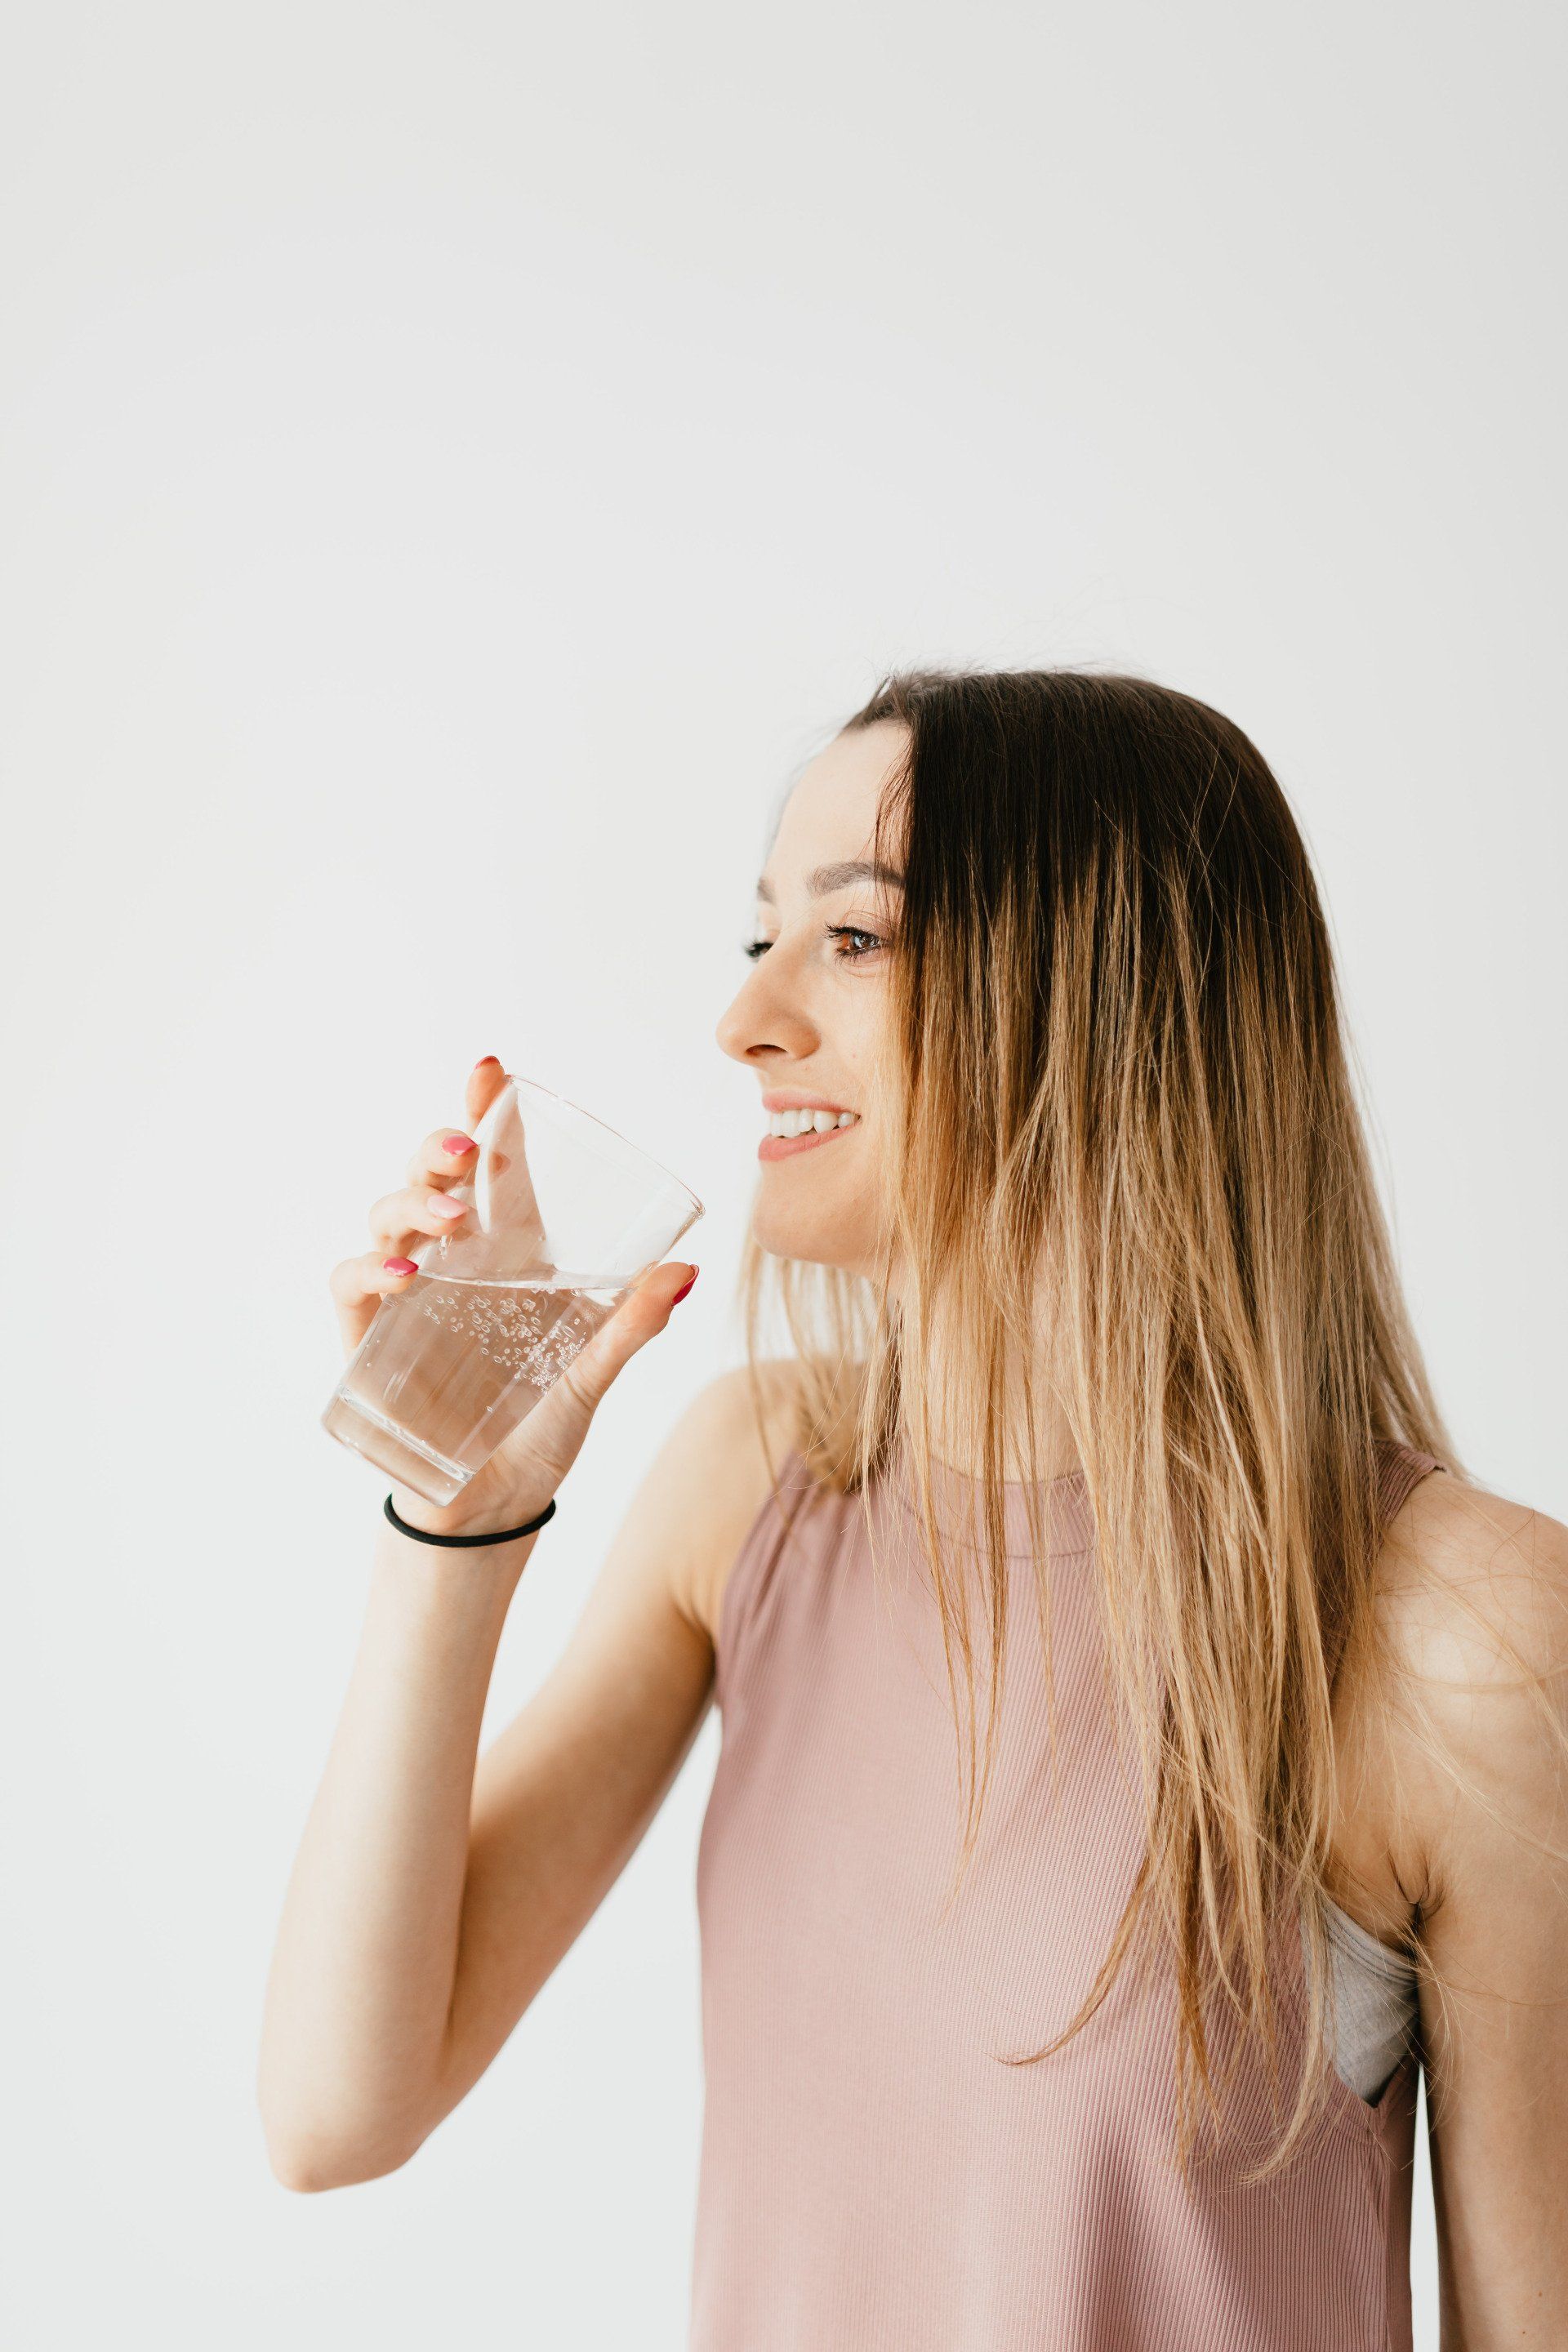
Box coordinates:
[671,1267,699,1306]
[384,1257,418,1276]
[441,1134,474,1155]
[473,1055,501,1070]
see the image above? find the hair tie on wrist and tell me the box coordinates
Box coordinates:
[383,1493,557,1547]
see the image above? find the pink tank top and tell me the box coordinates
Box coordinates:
[693,1437,1443,2351]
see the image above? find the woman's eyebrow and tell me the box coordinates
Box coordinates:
[755,859,906,905]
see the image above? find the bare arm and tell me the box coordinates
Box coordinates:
[257,1355,790,2190]
[430,1361,797,2132]
[258,1508,546,2189]
[1373,1476,1568,2346]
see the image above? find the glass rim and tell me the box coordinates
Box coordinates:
[503,1069,705,1222]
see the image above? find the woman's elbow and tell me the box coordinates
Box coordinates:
[263,2118,421,2194]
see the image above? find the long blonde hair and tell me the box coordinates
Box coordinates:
[739,665,1468,2179]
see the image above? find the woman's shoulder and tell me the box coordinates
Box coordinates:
[656,1358,812,1644]
[1370,1459,1568,1664]
[1343,1461,1568,1918]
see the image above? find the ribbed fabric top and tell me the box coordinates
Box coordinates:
[692,1438,1444,2352]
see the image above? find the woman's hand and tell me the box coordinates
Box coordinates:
[327,1057,698,1540]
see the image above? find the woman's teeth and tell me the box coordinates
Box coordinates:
[765,1108,859,1138]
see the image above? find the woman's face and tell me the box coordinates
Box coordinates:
[715,719,908,1277]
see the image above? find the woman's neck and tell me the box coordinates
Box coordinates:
[896,1288,1083,1485]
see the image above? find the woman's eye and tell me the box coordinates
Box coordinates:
[826,924,884,962]
[739,924,887,964]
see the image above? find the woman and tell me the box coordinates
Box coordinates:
[259,669,1568,2350]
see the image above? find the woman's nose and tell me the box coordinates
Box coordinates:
[715,958,818,1067]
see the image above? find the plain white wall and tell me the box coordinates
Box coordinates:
[2,2,1563,2344]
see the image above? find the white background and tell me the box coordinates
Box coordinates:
[2,4,1563,2345]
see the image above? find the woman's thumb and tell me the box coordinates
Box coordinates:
[568,1262,699,1405]
[629,1260,700,1324]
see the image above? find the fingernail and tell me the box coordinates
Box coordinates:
[441,1134,474,1156]
[473,1055,501,1070]
[671,1267,699,1306]
[384,1257,418,1276]
[429,1193,466,1219]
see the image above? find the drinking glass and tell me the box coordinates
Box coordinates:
[322,1071,704,1506]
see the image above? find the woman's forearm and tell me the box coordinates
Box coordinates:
[257,1520,537,2188]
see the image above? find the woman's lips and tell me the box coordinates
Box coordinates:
[757,1122,858,1162]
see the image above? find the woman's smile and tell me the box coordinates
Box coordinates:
[758,1094,862,1161]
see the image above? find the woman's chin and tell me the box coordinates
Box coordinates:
[751,1203,870,1274]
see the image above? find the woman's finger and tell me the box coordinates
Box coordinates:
[465,1055,509,1130]
[403,1127,479,1190]
[368,1184,471,1251]
[329,1064,510,1360]
[329,1250,421,1356]
[396,1060,508,1192]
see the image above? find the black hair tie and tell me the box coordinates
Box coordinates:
[384,1492,557,1547]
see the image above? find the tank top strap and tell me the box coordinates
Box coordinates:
[711,1446,846,1716]
[1374,1435,1448,1524]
